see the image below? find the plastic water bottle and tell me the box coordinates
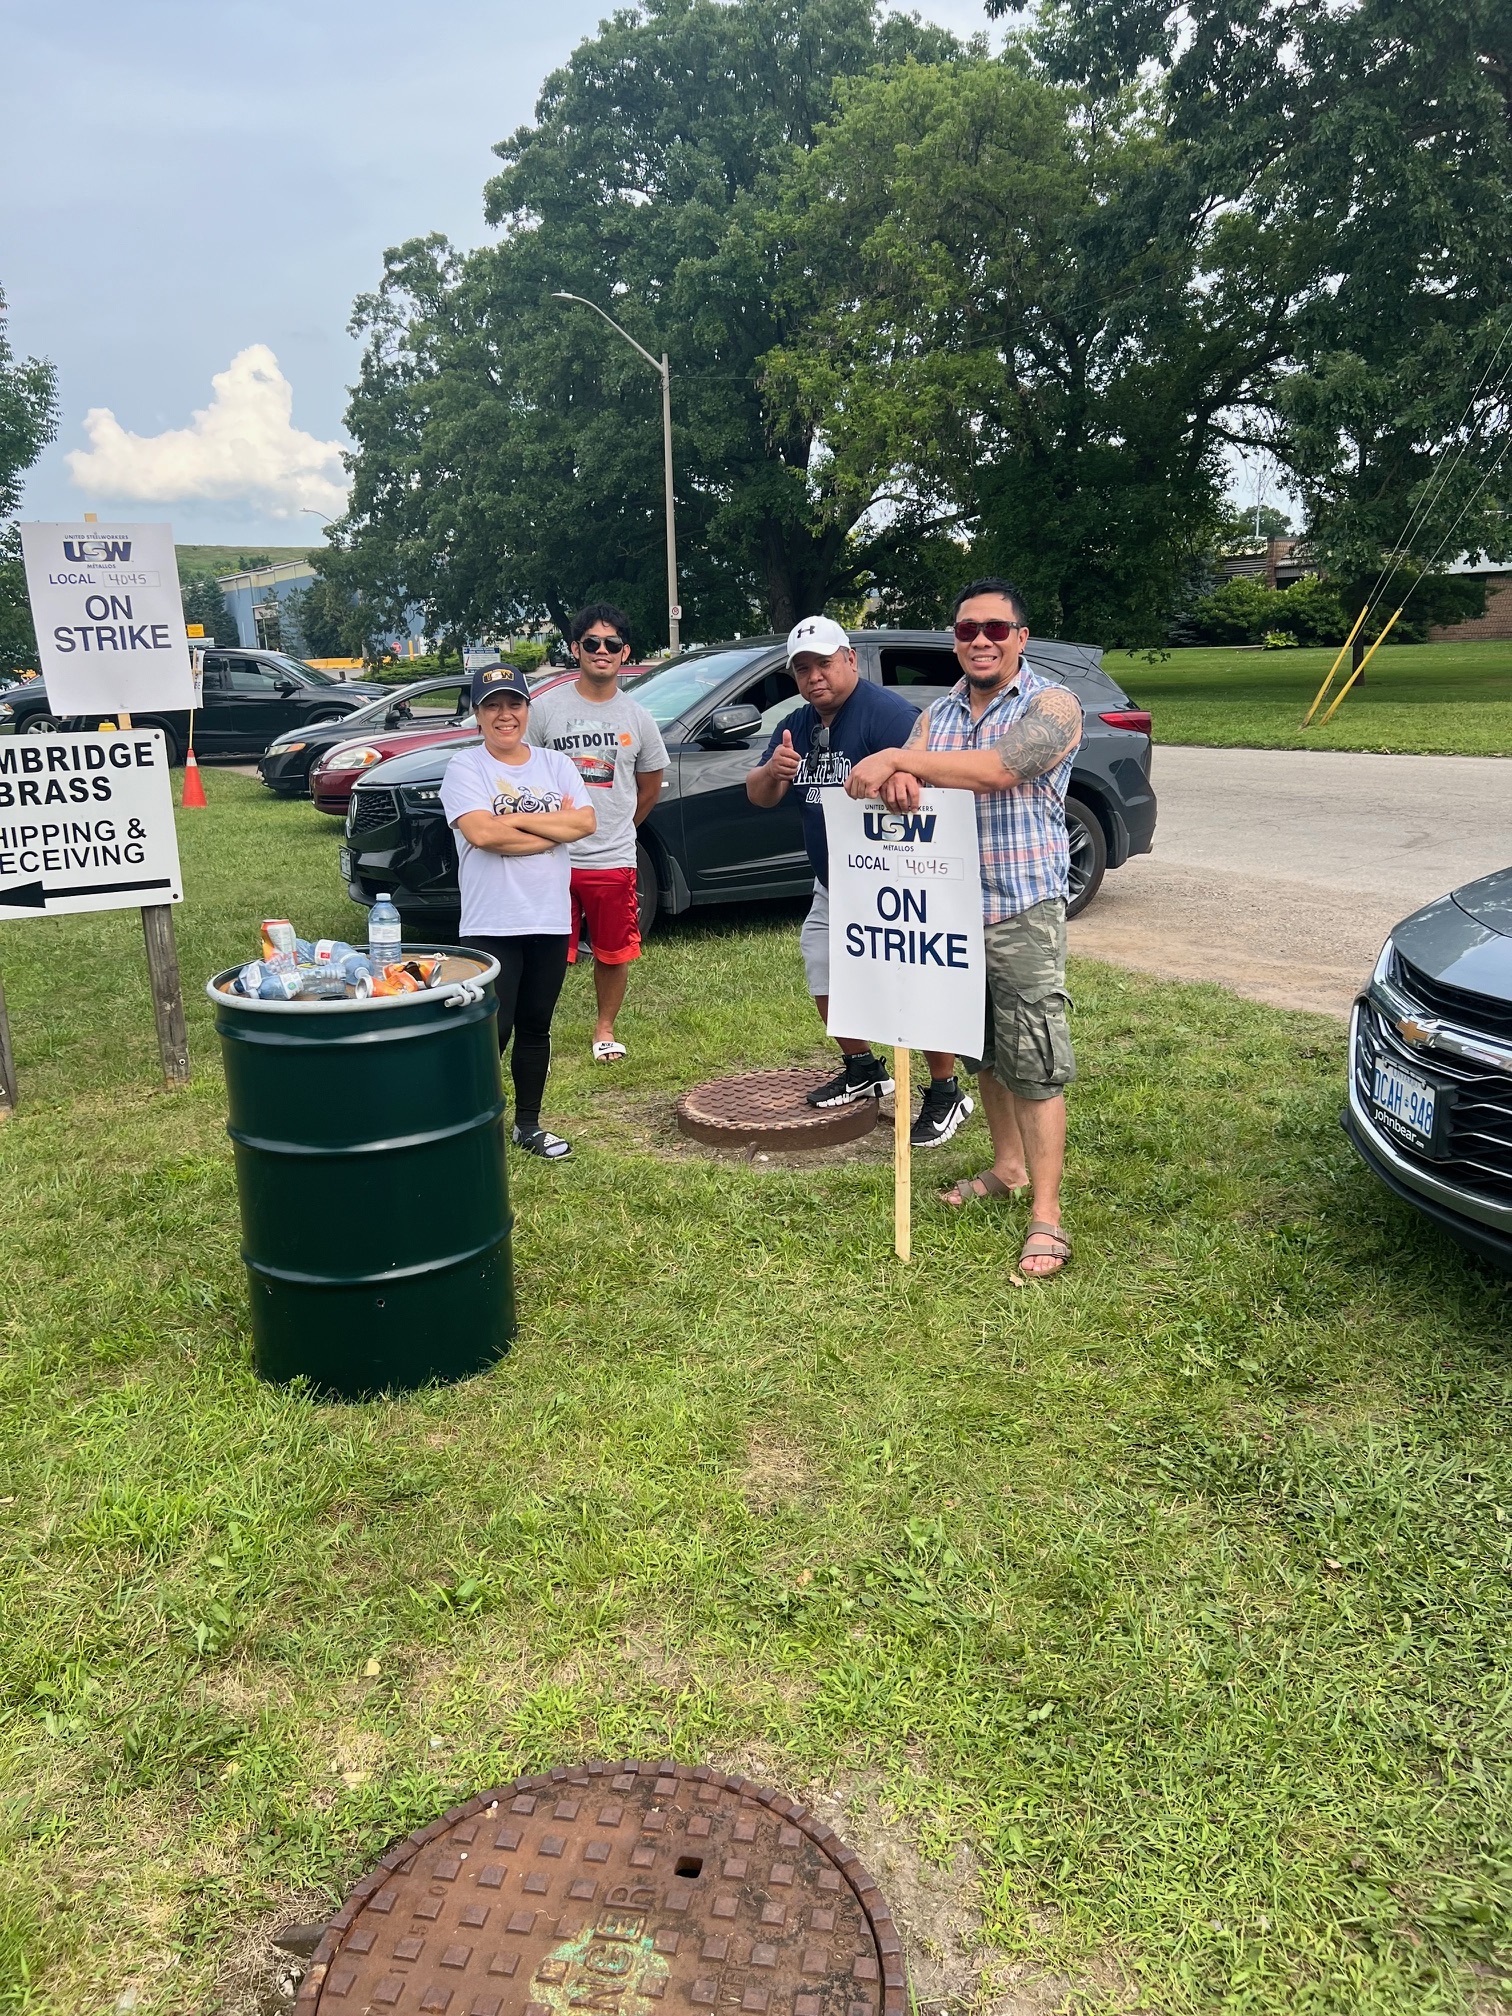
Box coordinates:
[368,894,401,967]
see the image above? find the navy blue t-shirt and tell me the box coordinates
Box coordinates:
[761,679,920,887]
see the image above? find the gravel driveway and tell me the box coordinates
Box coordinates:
[1069,745,1512,1018]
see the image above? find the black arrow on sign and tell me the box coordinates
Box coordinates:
[0,876,173,911]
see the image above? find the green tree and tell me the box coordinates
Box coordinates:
[1032,0,1512,609]
[327,0,959,647]
[179,570,238,646]
[280,575,376,660]
[0,286,60,678]
[765,58,1294,645]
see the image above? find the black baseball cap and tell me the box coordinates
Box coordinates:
[469,663,533,708]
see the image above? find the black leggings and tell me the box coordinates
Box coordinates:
[466,934,571,1132]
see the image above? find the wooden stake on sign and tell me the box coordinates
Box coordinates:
[893,1045,912,1263]
[0,970,18,1117]
[116,712,191,1085]
[142,905,191,1085]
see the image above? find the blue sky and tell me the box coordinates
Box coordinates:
[7,0,992,548]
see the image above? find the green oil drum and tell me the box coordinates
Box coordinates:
[208,947,513,1397]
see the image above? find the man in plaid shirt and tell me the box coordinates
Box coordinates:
[846,578,1081,1279]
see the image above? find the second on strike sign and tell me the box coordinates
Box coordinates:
[822,789,985,1060]
[18,521,196,716]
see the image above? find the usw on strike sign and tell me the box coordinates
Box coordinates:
[822,789,985,1059]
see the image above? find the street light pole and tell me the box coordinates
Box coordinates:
[552,291,681,655]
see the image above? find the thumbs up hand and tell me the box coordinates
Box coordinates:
[769,727,802,780]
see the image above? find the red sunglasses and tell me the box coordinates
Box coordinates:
[954,618,1026,643]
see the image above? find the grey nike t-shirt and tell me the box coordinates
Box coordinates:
[527,685,669,869]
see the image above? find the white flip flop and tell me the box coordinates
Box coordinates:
[592,1039,627,1063]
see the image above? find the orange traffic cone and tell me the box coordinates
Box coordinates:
[181,749,208,809]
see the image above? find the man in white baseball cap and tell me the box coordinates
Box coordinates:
[745,616,968,1136]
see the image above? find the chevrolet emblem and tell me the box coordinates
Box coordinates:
[1395,1014,1441,1046]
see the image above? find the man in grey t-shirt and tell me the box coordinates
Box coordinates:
[528,603,669,1061]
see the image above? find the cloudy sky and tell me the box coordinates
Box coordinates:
[7,0,995,549]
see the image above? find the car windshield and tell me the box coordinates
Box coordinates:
[623,648,774,725]
[342,680,467,726]
[268,654,336,684]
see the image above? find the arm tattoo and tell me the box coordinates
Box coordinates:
[905,710,929,749]
[994,687,1082,782]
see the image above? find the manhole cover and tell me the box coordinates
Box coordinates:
[297,1761,905,2016]
[676,1070,880,1150]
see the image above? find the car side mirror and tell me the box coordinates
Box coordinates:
[701,703,762,747]
[274,677,297,695]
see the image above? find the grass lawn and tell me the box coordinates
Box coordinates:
[1108,640,1512,756]
[3,775,1511,2015]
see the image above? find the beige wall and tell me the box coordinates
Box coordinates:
[1429,575,1512,642]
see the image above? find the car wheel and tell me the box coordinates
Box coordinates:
[636,841,660,941]
[137,719,183,764]
[1064,794,1108,919]
[18,713,62,734]
[307,710,344,725]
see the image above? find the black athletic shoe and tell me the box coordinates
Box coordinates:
[806,1053,896,1108]
[910,1076,974,1149]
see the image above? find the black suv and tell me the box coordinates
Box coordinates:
[0,650,385,763]
[340,631,1156,932]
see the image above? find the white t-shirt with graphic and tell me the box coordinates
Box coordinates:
[440,742,585,936]
[527,685,669,869]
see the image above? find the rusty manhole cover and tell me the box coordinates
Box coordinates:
[676,1070,880,1150]
[297,1761,905,2016]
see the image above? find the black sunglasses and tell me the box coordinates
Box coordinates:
[579,633,626,655]
[954,618,1026,643]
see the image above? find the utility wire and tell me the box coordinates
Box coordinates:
[1363,317,1512,615]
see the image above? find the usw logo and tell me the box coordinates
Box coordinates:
[862,810,937,843]
[62,537,132,563]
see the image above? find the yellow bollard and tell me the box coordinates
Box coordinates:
[1302,602,1371,727]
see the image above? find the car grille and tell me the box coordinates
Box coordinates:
[1358,992,1512,1204]
[348,787,399,836]
[1392,949,1512,1042]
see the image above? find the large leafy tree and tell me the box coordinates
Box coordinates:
[0,287,59,679]
[326,0,958,647]
[765,58,1296,643]
[1032,0,1512,601]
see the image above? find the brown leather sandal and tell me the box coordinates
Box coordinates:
[1018,1221,1072,1278]
[939,1169,1024,1208]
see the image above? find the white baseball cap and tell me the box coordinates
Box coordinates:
[785,615,851,664]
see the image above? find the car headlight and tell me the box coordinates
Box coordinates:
[402,784,443,808]
[268,739,306,754]
[0,703,13,720]
[319,745,384,773]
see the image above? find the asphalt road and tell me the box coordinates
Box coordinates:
[1068,745,1512,1019]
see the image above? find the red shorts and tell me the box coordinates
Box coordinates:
[567,866,641,965]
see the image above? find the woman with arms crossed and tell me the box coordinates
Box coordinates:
[440,664,595,1159]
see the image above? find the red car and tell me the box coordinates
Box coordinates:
[308,667,640,815]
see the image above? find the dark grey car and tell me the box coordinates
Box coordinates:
[1346,867,1512,1272]
[339,629,1155,931]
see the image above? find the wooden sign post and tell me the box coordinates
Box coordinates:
[0,970,17,1118]
[823,792,986,1267]
[0,726,188,1108]
[893,1045,912,1262]
[8,523,198,1108]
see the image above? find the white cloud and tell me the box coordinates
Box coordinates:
[66,344,350,519]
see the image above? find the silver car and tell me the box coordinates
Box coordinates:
[1346,867,1512,1272]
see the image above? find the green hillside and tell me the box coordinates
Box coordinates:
[174,544,315,578]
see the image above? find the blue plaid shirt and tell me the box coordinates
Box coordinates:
[924,662,1078,923]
